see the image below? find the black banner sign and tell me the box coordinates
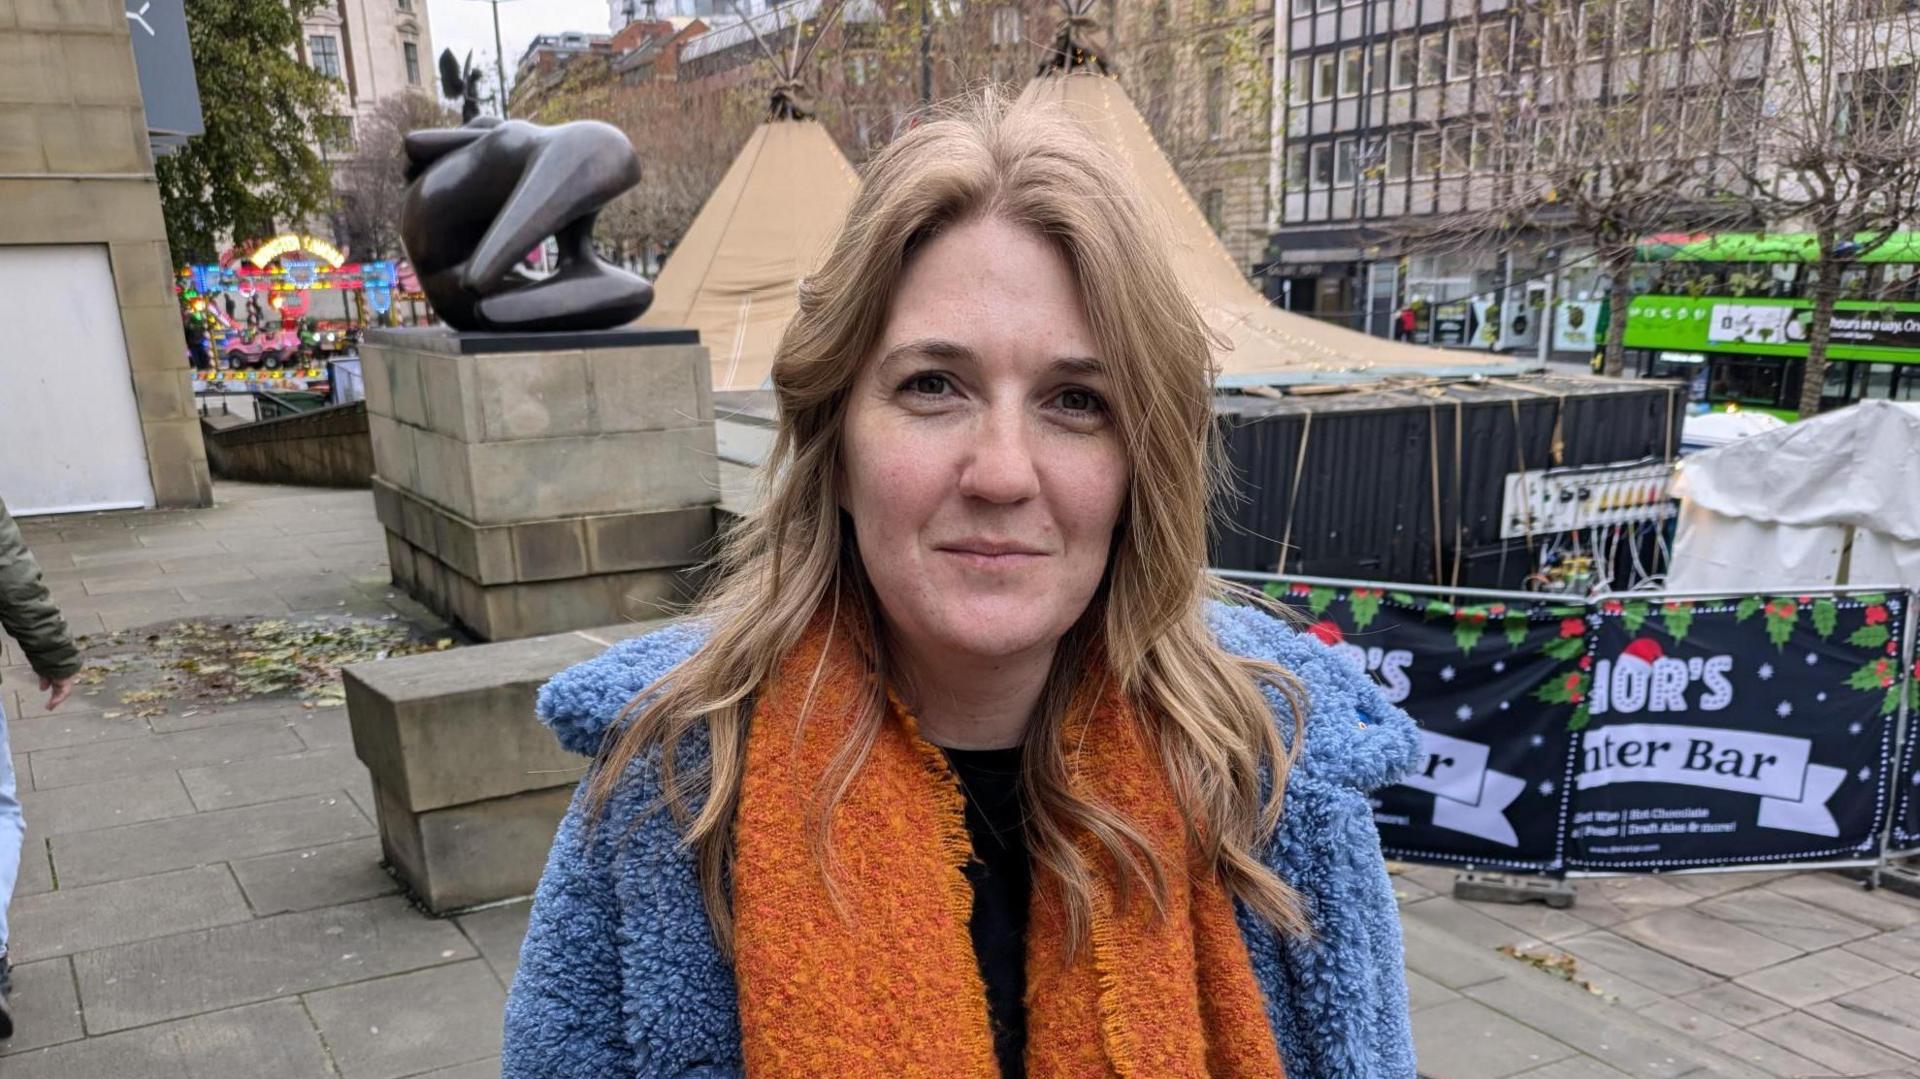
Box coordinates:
[1896,724,1920,852]
[1266,584,1580,872]
[1568,594,1904,870]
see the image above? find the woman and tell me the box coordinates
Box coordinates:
[504,90,1420,1078]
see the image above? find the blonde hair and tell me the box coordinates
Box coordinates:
[586,85,1312,956]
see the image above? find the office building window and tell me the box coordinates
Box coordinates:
[1310,142,1333,186]
[1419,32,1446,84]
[398,0,413,9]
[1286,144,1309,188]
[319,114,355,154]
[1390,36,1415,88]
[1413,130,1439,174]
[1386,131,1411,179]
[404,41,420,84]
[1448,29,1477,78]
[1338,46,1364,95]
[1290,56,1312,102]
[1334,137,1357,184]
[1442,125,1472,173]
[1206,66,1227,137]
[1315,52,1338,98]
[1292,0,1313,14]
[1479,22,1508,73]
[310,34,342,79]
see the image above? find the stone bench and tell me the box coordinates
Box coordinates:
[344,622,651,914]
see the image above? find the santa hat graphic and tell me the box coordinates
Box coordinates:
[1617,638,1662,672]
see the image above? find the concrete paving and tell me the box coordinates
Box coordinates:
[0,481,1912,1076]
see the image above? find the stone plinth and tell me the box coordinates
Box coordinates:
[344,625,648,913]
[361,327,717,641]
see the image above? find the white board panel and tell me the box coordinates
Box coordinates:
[0,244,156,516]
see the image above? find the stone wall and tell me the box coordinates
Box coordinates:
[0,0,211,507]
[202,401,375,488]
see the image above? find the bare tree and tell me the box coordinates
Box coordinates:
[1388,0,1764,374]
[333,93,457,260]
[1731,0,1920,415]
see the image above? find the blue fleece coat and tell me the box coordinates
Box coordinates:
[503,603,1423,1078]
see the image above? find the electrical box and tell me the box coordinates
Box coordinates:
[1501,460,1676,539]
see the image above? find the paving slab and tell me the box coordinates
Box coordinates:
[1512,1058,1637,1078]
[455,899,532,990]
[15,830,51,897]
[1566,877,1701,929]
[1747,1010,1918,1075]
[407,1058,502,1078]
[288,704,354,749]
[231,837,400,916]
[1672,982,1795,1030]
[1734,947,1903,1008]
[1611,909,1804,979]
[1559,930,1724,999]
[1705,1028,1833,1078]
[1461,975,1748,1079]
[0,958,83,1057]
[0,999,333,1079]
[1771,875,1920,933]
[304,960,505,1079]
[1695,888,1879,952]
[1412,996,1579,1078]
[179,746,374,812]
[145,698,307,734]
[3,709,140,754]
[1843,922,1920,974]
[71,896,476,1033]
[7,865,252,963]
[1406,968,1459,1012]
[14,771,194,836]
[28,719,302,790]
[1804,975,1920,1060]
[50,792,372,887]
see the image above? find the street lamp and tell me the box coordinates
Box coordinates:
[463,0,524,119]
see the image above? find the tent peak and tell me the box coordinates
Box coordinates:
[1037,0,1110,77]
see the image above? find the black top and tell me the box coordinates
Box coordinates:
[943,745,1032,1079]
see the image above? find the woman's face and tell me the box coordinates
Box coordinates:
[840,216,1129,665]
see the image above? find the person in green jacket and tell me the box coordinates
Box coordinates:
[0,496,82,1041]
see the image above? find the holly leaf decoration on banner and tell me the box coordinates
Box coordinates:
[1426,599,1454,621]
[1661,601,1694,643]
[1811,598,1838,639]
[1349,588,1382,631]
[1622,600,1650,633]
[1389,591,1416,606]
[1569,702,1591,731]
[1849,656,1898,692]
[1736,595,1763,622]
[1453,607,1489,653]
[1262,581,1287,600]
[1763,598,1798,649]
[1504,610,1529,648]
[1856,592,1889,606]
[1850,623,1891,649]
[1542,636,1582,660]
[1536,669,1591,729]
[1307,586,1337,616]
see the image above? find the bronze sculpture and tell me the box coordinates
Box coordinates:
[399,117,654,333]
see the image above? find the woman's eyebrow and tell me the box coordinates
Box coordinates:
[879,338,976,371]
[1051,356,1108,379]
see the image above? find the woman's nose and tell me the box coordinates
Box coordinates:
[957,406,1042,505]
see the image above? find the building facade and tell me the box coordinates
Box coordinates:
[0,0,210,510]
[1107,0,1277,278]
[298,0,435,154]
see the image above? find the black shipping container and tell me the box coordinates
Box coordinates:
[1210,376,1686,590]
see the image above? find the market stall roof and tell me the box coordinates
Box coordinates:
[638,118,858,391]
[1017,69,1527,386]
[1678,409,1788,454]
[1674,400,1920,541]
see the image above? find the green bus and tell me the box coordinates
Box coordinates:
[1620,232,1920,418]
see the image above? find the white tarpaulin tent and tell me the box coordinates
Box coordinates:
[1669,400,1920,590]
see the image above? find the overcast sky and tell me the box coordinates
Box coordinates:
[428,0,610,104]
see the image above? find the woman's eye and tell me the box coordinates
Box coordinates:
[1057,388,1106,414]
[903,373,952,397]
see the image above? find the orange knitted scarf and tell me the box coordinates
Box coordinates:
[731,617,1284,1078]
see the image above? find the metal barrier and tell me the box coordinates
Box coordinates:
[1213,569,1920,880]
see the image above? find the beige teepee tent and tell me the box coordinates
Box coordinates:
[638,1,859,391]
[1018,66,1523,385]
[639,119,857,391]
